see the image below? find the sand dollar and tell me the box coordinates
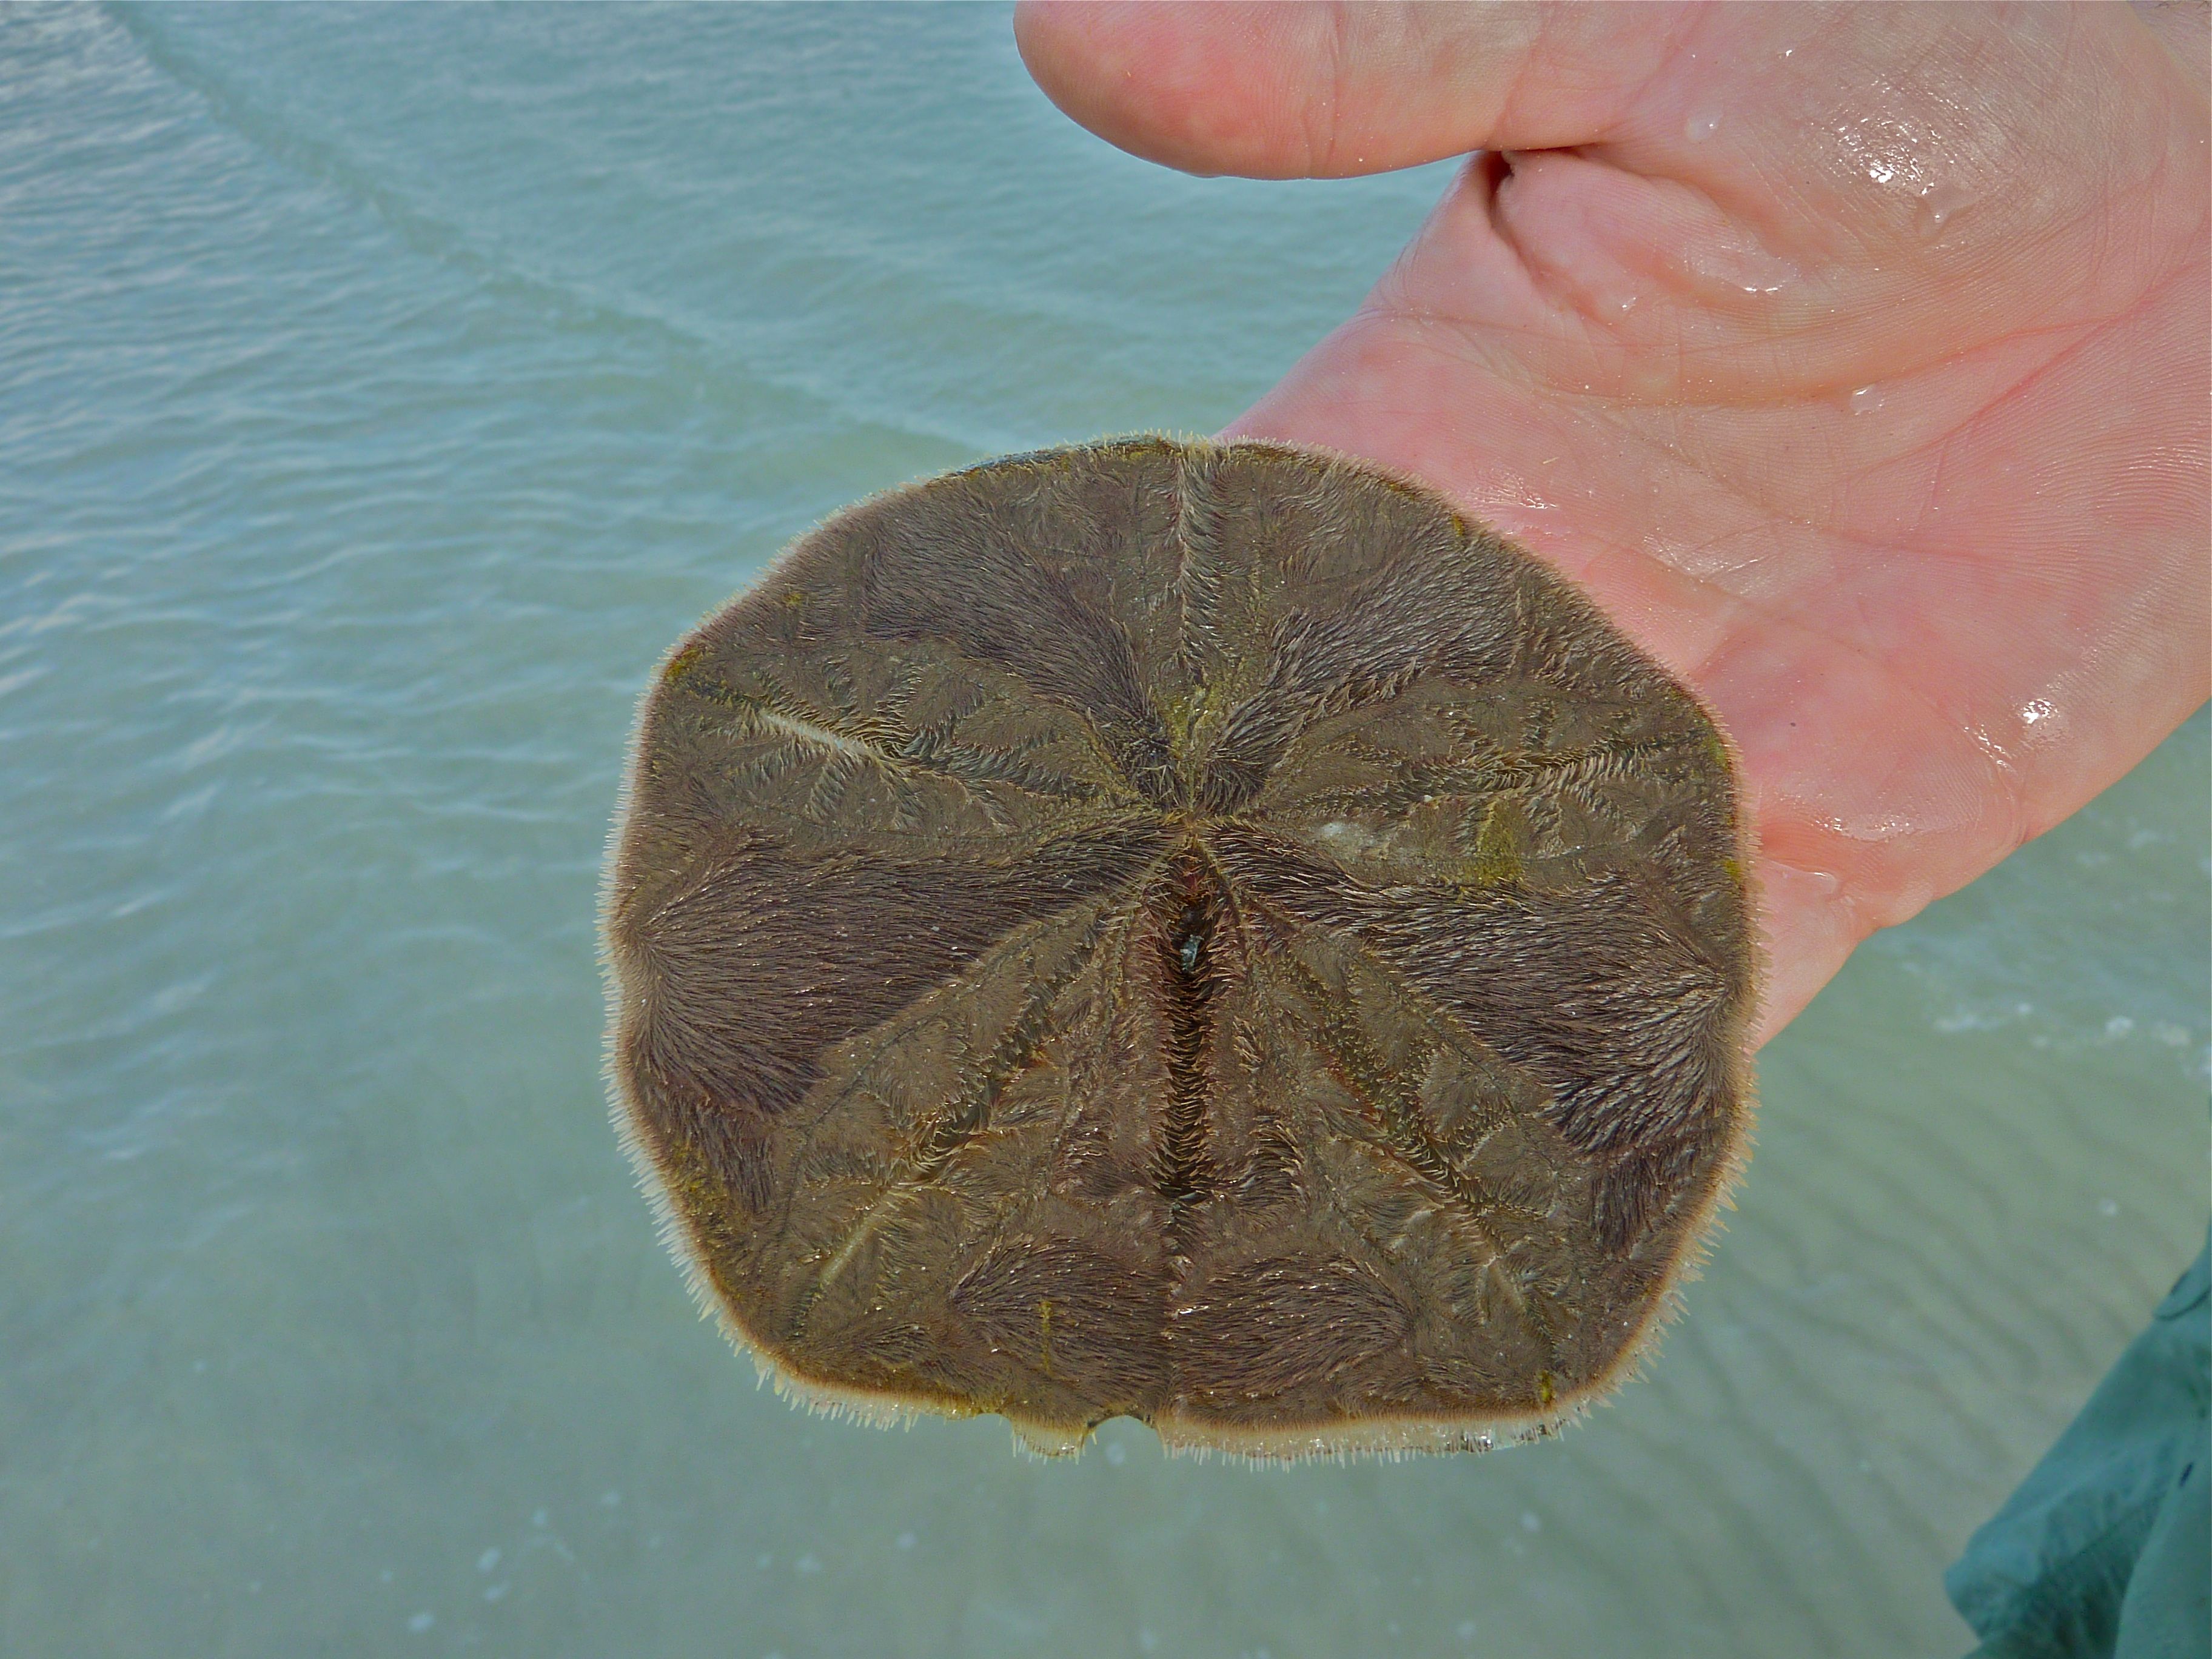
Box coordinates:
[602,437,1758,1460]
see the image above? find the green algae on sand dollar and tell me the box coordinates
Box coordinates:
[601,437,1758,1460]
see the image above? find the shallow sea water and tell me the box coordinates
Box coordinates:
[2,7,2205,1657]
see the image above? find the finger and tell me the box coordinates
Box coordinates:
[1017,2,2194,298]
[1012,0,1694,178]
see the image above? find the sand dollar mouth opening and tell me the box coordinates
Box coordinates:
[601,437,1758,1461]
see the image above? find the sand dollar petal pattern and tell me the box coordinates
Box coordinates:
[602,437,1758,1460]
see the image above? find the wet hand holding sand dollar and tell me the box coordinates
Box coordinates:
[15,5,2204,1650]
[604,437,1758,1458]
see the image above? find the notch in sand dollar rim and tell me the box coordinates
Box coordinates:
[602,435,1758,1461]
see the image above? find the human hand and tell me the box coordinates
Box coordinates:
[1016,1,2210,1044]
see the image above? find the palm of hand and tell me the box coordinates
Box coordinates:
[1020,2,2209,1039]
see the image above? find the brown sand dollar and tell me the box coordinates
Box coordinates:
[602,437,1757,1460]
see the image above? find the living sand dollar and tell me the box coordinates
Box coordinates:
[602,437,1757,1460]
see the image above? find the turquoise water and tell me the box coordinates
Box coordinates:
[3,7,2204,1656]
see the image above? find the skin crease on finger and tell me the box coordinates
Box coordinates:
[1014,0,2211,1045]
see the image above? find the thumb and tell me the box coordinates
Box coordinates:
[1012,1,1691,178]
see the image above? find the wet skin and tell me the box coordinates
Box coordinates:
[1016,1,2211,1045]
